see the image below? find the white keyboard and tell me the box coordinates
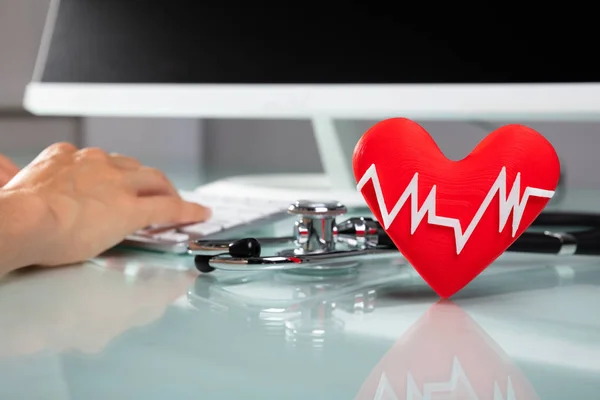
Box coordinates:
[122,189,290,254]
[120,176,368,254]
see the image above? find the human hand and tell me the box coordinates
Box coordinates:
[0,154,20,186]
[2,142,210,268]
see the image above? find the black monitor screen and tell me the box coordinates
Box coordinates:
[40,0,599,84]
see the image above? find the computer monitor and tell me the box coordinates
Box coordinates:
[22,0,600,197]
[24,0,600,120]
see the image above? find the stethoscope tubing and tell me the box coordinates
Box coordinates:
[188,236,293,256]
[512,211,600,256]
[207,248,399,271]
[189,211,600,272]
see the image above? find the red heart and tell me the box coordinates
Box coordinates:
[352,118,560,298]
[354,301,540,399]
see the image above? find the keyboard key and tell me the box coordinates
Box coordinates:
[123,188,291,253]
[181,222,224,236]
[152,231,190,242]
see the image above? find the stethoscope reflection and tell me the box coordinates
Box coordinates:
[186,255,600,351]
[355,300,540,400]
[187,258,414,349]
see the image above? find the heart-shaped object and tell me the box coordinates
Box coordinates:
[354,301,539,399]
[353,118,560,298]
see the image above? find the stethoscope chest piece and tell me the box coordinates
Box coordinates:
[189,199,400,273]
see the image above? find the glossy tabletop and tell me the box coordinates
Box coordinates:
[1,191,600,399]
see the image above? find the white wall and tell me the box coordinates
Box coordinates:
[202,118,599,189]
[82,118,205,189]
[0,116,79,165]
[0,0,78,163]
[0,0,50,109]
[202,119,323,181]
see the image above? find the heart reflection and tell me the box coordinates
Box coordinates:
[355,300,539,399]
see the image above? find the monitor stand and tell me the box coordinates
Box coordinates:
[199,117,369,208]
[200,117,568,210]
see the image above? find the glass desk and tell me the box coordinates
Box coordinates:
[0,191,599,399]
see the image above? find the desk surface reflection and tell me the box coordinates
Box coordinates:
[0,244,599,399]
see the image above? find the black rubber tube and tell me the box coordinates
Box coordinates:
[509,212,600,256]
[375,212,600,256]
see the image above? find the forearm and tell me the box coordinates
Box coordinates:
[0,190,54,274]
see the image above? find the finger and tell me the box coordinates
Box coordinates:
[0,154,19,177]
[0,170,14,187]
[109,153,142,170]
[123,167,178,196]
[31,142,77,165]
[75,147,109,162]
[35,142,78,162]
[134,196,211,229]
[2,143,78,189]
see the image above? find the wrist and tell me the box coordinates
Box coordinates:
[0,189,56,273]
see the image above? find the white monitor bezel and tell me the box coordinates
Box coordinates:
[24,0,600,120]
[22,81,600,120]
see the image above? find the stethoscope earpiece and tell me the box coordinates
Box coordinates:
[194,255,216,273]
[229,238,261,258]
[195,238,263,273]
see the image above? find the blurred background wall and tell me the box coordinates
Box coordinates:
[0,0,78,163]
[1,0,599,191]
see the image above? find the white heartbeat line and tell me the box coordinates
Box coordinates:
[373,356,517,400]
[356,164,555,255]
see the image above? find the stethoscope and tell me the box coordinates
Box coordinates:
[187,199,600,274]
